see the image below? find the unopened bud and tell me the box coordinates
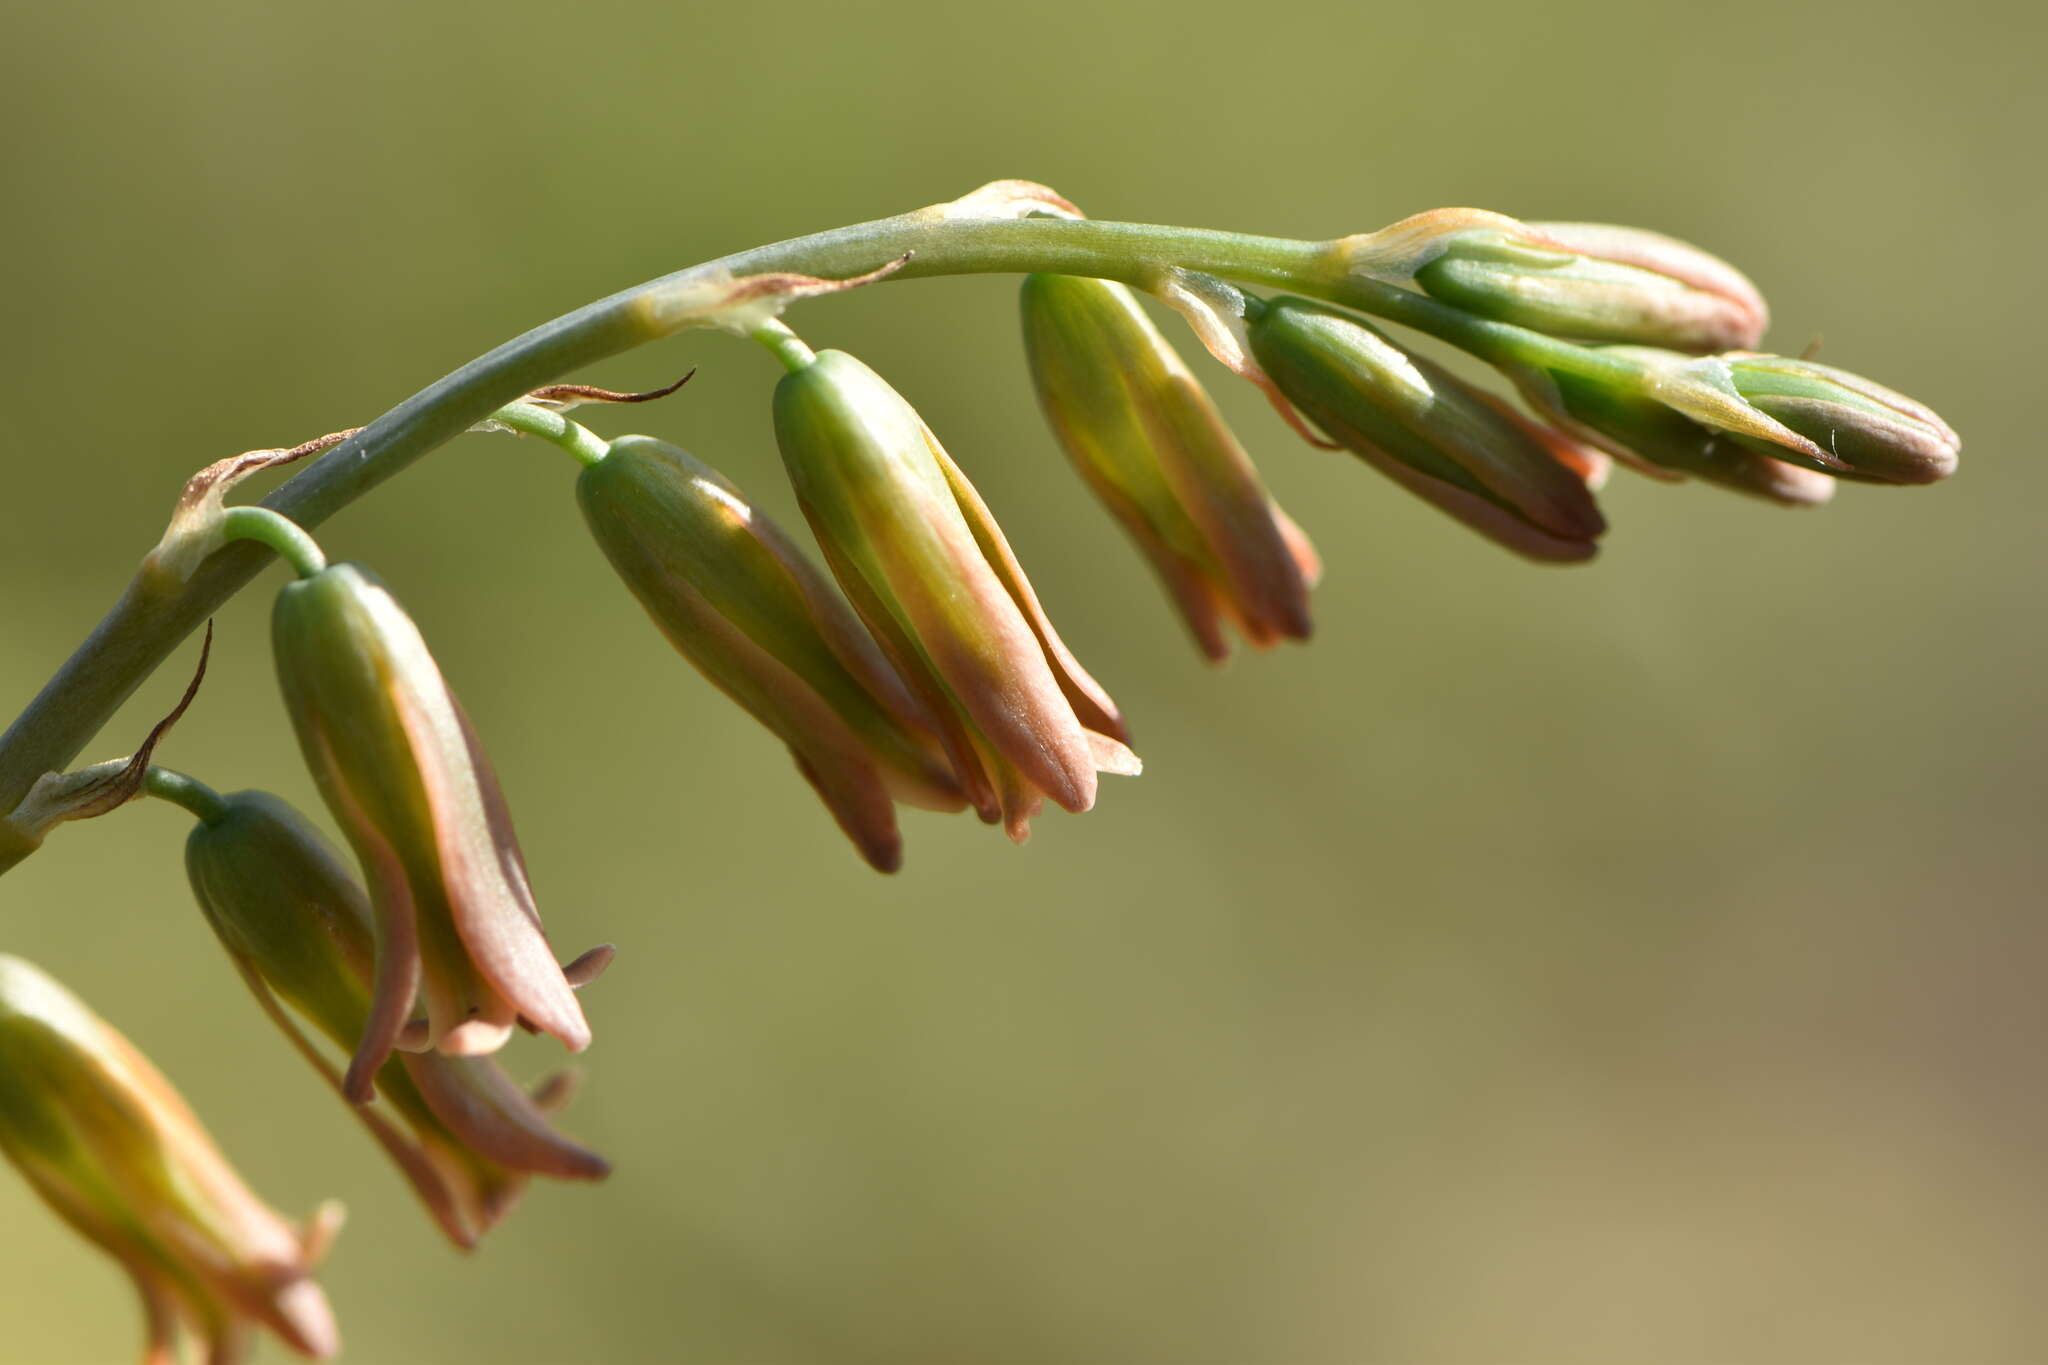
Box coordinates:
[1714,352,1960,484]
[1247,296,1606,561]
[0,955,341,1361]
[1511,359,1840,507]
[271,564,589,1102]
[1020,274,1320,662]
[774,350,1140,842]
[185,789,608,1249]
[577,436,966,871]
[1343,209,1767,353]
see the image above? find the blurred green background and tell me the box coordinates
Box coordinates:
[1,0,2041,1360]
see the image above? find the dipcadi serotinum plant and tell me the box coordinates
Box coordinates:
[0,180,1958,1360]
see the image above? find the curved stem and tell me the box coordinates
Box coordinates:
[485,402,613,467]
[751,320,818,375]
[143,767,230,825]
[0,199,1576,820]
[218,507,328,579]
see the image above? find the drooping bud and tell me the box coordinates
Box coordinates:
[1020,274,1321,662]
[1341,208,1768,353]
[183,789,609,1249]
[1246,296,1608,561]
[577,436,966,871]
[0,954,342,1363]
[773,350,1140,842]
[270,563,590,1102]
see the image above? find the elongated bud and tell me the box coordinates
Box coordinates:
[271,564,589,1102]
[1247,296,1607,561]
[773,350,1140,842]
[1020,274,1321,662]
[0,955,341,1362]
[184,789,609,1249]
[1343,209,1767,352]
[1514,344,1960,497]
[1704,352,1960,484]
[577,436,965,871]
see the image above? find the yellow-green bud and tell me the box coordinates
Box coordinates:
[577,437,966,871]
[0,955,341,1361]
[1346,209,1768,352]
[1020,274,1321,662]
[272,564,589,1102]
[774,350,1140,842]
[1248,296,1607,560]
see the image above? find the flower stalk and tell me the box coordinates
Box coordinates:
[0,180,1961,869]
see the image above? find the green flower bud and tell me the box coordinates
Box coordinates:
[1516,345,1960,499]
[577,437,966,871]
[1529,363,1841,507]
[1020,274,1321,662]
[1715,352,1961,484]
[184,789,609,1250]
[774,350,1140,842]
[0,954,341,1362]
[271,563,589,1103]
[1344,209,1768,352]
[1247,296,1607,560]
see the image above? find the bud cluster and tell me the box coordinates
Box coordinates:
[0,184,1962,1359]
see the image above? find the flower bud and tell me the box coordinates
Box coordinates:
[773,350,1140,842]
[1019,274,1321,662]
[1516,359,1840,507]
[1522,345,1961,496]
[185,789,609,1249]
[1348,209,1768,352]
[0,954,341,1362]
[1714,352,1960,484]
[577,437,965,871]
[1246,296,1607,561]
[271,563,590,1102]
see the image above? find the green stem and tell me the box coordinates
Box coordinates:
[752,320,818,374]
[0,197,1588,824]
[218,507,328,579]
[143,767,230,825]
[486,402,613,467]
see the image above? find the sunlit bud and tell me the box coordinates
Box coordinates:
[1511,358,1840,507]
[1247,296,1607,561]
[184,789,609,1249]
[774,350,1140,842]
[1020,274,1321,662]
[1709,352,1960,484]
[0,955,341,1363]
[1343,208,1767,352]
[271,563,590,1103]
[577,437,965,871]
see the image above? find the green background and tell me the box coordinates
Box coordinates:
[1,0,2041,1360]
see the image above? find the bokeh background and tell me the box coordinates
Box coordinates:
[1,0,2042,1360]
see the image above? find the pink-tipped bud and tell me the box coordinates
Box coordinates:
[1248,296,1607,561]
[577,437,966,870]
[1020,274,1320,662]
[270,564,590,1101]
[773,350,1140,842]
[0,954,342,1361]
[184,789,609,1250]
[1344,208,1768,353]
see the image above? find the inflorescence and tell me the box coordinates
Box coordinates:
[0,181,1957,1361]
